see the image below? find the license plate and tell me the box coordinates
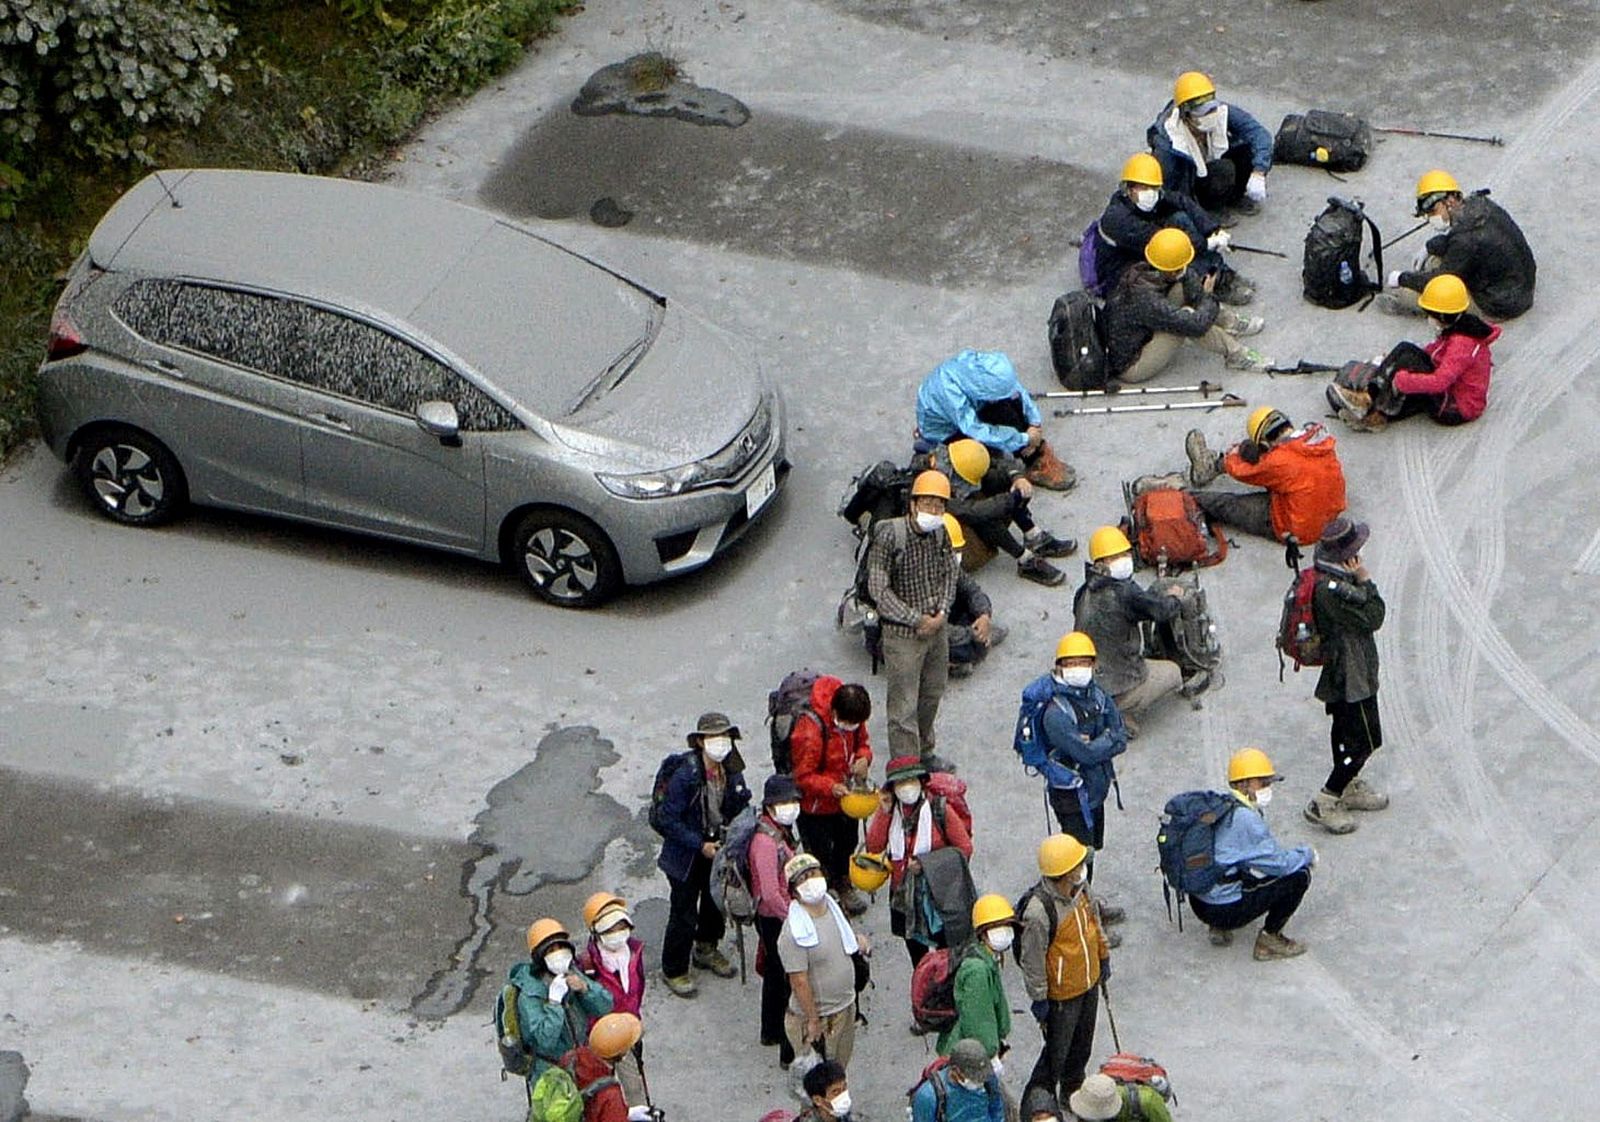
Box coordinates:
[745,462,777,518]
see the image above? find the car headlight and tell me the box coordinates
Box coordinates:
[596,461,716,499]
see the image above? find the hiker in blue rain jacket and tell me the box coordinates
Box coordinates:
[914,349,1075,491]
[511,917,614,1086]
[1146,71,1274,216]
[1016,632,1128,868]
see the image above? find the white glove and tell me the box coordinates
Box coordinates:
[1310,846,1320,868]
[1245,171,1268,203]
[628,1107,654,1121]
[991,1056,1005,1076]
[1387,270,1403,289]
[547,976,570,1003]
[1206,229,1232,252]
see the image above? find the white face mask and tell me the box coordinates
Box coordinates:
[795,877,829,905]
[954,1075,986,1092]
[771,802,801,827]
[913,510,944,534]
[702,736,733,763]
[985,926,1015,954]
[829,1090,853,1117]
[598,929,631,952]
[544,949,574,976]
[1428,212,1450,232]
[1131,187,1159,212]
[952,551,964,567]
[835,721,860,734]
[1107,556,1135,581]
[895,782,923,805]
[1254,785,1274,807]
[1054,666,1094,689]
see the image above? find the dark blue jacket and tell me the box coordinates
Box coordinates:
[1145,101,1273,202]
[655,750,752,883]
[1018,675,1127,816]
[1094,188,1219,294]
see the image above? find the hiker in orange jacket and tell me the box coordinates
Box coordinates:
[1182,406,1346,545]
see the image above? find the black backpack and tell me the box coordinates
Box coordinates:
[647,750,694,836]
[767,669,823,774]
[1273,110,1372,172]
[1047,290,1108,390]
[1302,196,1383,309]
[838,460,914,536]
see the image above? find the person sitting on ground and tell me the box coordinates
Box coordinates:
[1102,229,1270,385]
[1180,406,1346,545]
[558,1013,657,1122]
[1092,152,1254,304]
[1072,526,1210,730]
[1066,1072,1171,1122]
[1146,70,1274,217]
[1330,274,1501,432]
[790,676,875,916]
[796,1059,857,1122]
[943,515,1008,679]
[864,755,974,966]
[911,1038,1007,1122]
[1187,748,1315,961]
[932,438,1076,587]
[1378,169,1535,321]
[915,349,1075,490]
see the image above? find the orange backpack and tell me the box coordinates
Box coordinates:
[1125,486,1227,570]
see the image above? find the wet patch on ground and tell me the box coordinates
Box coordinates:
[0,1053,27,1122]
[807,0,1600,124]
[573,53,750,128]
[479,109,1099,287]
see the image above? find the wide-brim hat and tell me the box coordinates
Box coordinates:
[882,754,930,787]
[1067,1074,1123,1121]
[1315,516,1369,563]
[687,711,741,744]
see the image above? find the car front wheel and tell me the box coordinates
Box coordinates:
[73,425,188,526]
[510,509,622,608]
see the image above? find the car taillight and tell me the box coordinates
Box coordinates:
[45,309,87,361]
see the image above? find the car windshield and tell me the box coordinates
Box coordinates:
[408,223,658,417]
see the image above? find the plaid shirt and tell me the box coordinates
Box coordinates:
[866,516,957,635]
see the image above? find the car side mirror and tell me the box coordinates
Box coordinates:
[415,400,462,446]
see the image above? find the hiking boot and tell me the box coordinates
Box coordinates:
[1133,470,1192,496]
[1017,555,1066,587]
[1179,669,1213,699]
[1303,791,1358,835]
[1339,776,1391,812]
[1225,347,1273,372]
[838,887,871,917]
[1230,196,1262,217]
[1105,928,1124,949]
[1025,530,1079,559]
[1326,382,1371,417]
[664,973,699,998]
[1208,926,1234,947]
[986,623,1009,650]
[948,659,975,680]
[693,942,737,978]
[1340,408,1389,433]
[1025,442,1077,491]
[922,752,957,774]
[1374,290,1426,317]
[1185,430,1221,487]
[1253,930,1307,961]
[1223,312,1266,337]
[1097,903,1127,926]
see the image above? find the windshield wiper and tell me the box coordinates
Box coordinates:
[565,303,665,414]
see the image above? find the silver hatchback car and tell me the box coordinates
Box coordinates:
[36,170,788,607]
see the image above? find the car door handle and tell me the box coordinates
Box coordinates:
[308,411,352,432]
[143,358,185,379]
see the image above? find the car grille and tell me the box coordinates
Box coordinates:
[698,398,773,487]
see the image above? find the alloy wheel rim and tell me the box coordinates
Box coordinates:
[90,444,165,518]
[523,527,599,600]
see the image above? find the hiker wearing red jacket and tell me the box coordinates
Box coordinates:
[1183,406,1346,545]
[864,756,973,966]
[559,1013,656,1122]
[790,677,874,916]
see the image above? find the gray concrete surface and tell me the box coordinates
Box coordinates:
[4,1,1600,1120]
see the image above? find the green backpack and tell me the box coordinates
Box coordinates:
[495,983,534,1078]
[528,1061,617,1122]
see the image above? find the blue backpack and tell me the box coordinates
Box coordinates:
[1012,681,1072,779]
[1155,791,1241,928]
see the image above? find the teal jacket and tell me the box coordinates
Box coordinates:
[937,943,1011,1057]
[507,960,614,1082]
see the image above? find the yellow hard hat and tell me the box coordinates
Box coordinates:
[1120,153,1163,187]
[1055,631,1097,661]
[972,893,1019,930]
[911,469,952,500]
[947,438,991,485]
[1415,168,1461,206]
[1144,227,1195,273]
[840,786,882,820]
[1173,71,1216,107]
[525,917,572,955]
[941,514,967,550]
[1247,406,1290,445]
[582,892,628,932]
[1227,747,1283,784]
[1037,833,1090,878]
[1088,525,1133,562]
[849,850,892,894]
[1418,273,1470,315]
[588,1012,643,1060]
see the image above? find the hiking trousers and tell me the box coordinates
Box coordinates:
[662,852,725,978]
[1027,986,1100,1108]
[882,625,949,759]
[755,915,794,1058]
[1112,658,1184,717]
[1324,695,1382,796]
[1190,868,1312,935]
[785,1005,856,1071]
[1120,282,1250,384]
[799,811,860,893]
[1193,488,1275,540]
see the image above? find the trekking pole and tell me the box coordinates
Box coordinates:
[1035,380,1225,400]
[1374,125,1504,146]
[735,919,748,986]
[636,1045,665,1121]
[1099,978,1123,1053]
[1264,360,1340,376]
[1381,220,1428,251]
[1229,243,1288,259]
[1052,393,1247,418]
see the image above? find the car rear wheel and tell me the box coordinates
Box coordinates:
[73,426,187,526]
[511,509,622,608]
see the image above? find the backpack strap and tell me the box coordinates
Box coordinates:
[1127,1084,1147,1122]
[932,1070,949,1122]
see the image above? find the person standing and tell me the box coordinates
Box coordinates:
[559,1013,658,1122]
[790,677,875,915]
[575,893,647,1104]
[863,755,974,966]
[510,918,615,1088]
[910,1038,1007,1122]
[1304,517,1389,834]
[654,712,752,996]
[779,854,866,1075]
[749,774,807,1067]
[1017,835,1112,1111]
[938,894,1019,1061]
[866,469,959,769]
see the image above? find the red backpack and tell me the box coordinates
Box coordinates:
[1100,1052,1174,1108]
[1125,486,1227,570]
[924,770,973,842]
[909,947,958,1033]
[1276,567,1325,677]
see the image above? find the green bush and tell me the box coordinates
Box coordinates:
[378,0,567,96]
[0,0,237,166]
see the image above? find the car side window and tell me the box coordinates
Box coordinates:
[115,280,304,376]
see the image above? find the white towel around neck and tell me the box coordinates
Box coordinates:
[785,896,860,955]
[888,798,934,862]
